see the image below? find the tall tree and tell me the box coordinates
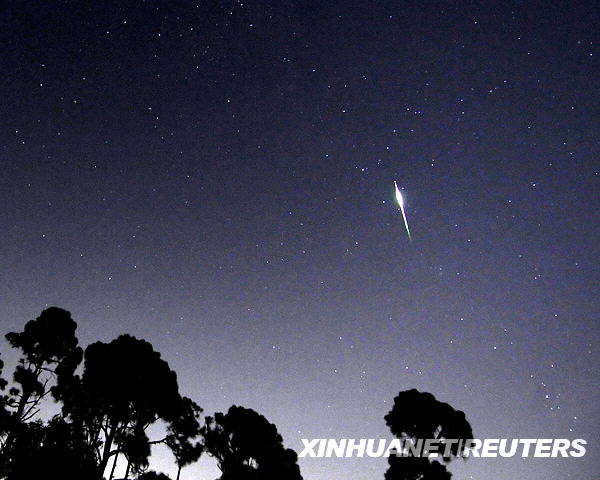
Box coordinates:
[201,405,303,480]
[59,334,202,476]
[384,389,473,480]
[164,396,203,480]
[0,307,83,470]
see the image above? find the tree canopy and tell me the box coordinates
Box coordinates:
[0,307,306,480]
[60,334,202,476]
[0,308,203,479]
[202,405,303,480]
[1,307,475,480]
[0,307,83,474]
[384,389,473,480]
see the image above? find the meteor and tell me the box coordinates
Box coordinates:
[394,181,412,241]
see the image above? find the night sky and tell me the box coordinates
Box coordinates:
[1,1,599,479]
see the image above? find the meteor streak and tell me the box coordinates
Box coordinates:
[394,181,412,241]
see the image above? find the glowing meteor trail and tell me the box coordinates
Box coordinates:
[394,181,412,241]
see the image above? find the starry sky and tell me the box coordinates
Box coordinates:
[0,1,599,479]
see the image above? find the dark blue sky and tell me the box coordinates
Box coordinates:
[1,1,598,478]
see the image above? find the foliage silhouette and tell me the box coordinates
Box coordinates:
[137,472,173,480]
[0,307,83,472]
[59,334,203,476]
[201,405,303,480]
[384,389,473,480]
[0,353,9,434]
[164,396,204,480]
[0,308,204,479]
[4,415,100,480]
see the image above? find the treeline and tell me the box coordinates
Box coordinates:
[0,308,473,480]
[0,307,302,479]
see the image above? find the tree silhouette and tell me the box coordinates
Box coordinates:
[5,415,99,480]
[164,396,203,480]
[0,308,207,479]
[201,405,303,480]
[384,389,473,480]
[137,472,173,480]
[59,334,203,477]
[1,308,312,480]
[0,307,83,472]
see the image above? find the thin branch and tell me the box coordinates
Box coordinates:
[148,437,168,445]
[21,408,40,422]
